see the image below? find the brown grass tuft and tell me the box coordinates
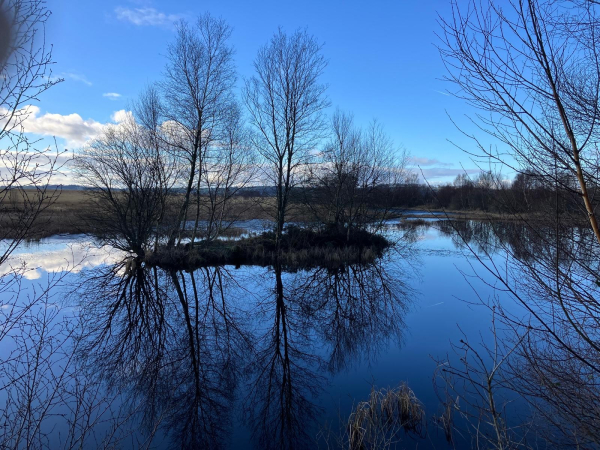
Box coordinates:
[346,384,426,449]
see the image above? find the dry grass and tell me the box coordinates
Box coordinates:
[145,236,387,271]
[0,190,95,238]
[346,384,426,450]
[433,398,455,444]
[0,190,277,238]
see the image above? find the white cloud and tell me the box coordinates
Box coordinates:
[13,106,104,147]
[115,6,182,27]
[408,157,454,167]
[0,106,132,148]
[0,107,136,185]
[110,109,131,123]
[62,73,93,86]
[103,92,122,100]
[418,167,481,182]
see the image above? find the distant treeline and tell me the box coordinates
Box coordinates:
[235,170,591,216]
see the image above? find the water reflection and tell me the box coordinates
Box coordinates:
[6,220,593,448]
[435,219,599,265]
[76,253,411,449]
[0,237,125,279]
[244,261,324,449]
[431,219,600,446]
[290,262,409,373]
[79,260,249,449]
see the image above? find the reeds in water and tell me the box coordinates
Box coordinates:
[346,383,426,449]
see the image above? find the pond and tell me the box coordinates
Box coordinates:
[0,220,526,449]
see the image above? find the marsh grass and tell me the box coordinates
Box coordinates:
[145,225,391,270]
[345,384,426,449]
[434,397,455,444]
[177,226,249,239]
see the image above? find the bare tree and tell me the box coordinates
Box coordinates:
[439,0,600,242]
[438,0,600,445]
[0,3,140,448]
[0,273,138,450]
[159,14,236,247]
[244,28,329,251]
[75,106,178,256]
[200,102,256,242]
[307,110,362,233]
[433,310,535,450]
[0,0,63,264]
[307,110,410,240]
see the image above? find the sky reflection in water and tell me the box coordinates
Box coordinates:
[0,222,520,449]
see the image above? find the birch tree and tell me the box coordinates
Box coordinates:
[244,29,329,250]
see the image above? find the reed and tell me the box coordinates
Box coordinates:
[346,384,426,450]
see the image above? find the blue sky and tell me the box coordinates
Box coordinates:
[26,0,496,183]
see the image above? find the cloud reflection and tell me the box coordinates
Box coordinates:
[0,238,127,279]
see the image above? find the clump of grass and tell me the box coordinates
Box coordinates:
[346,384,426,450]
[433,398,455,444]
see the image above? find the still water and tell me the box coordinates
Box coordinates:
[0,221,520,449]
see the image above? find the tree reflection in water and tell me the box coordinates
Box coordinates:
[437,219,597,266]
[78,259,251,449]
[76,251,411,449]
[432,218,600,445]
[244,258,411,449]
